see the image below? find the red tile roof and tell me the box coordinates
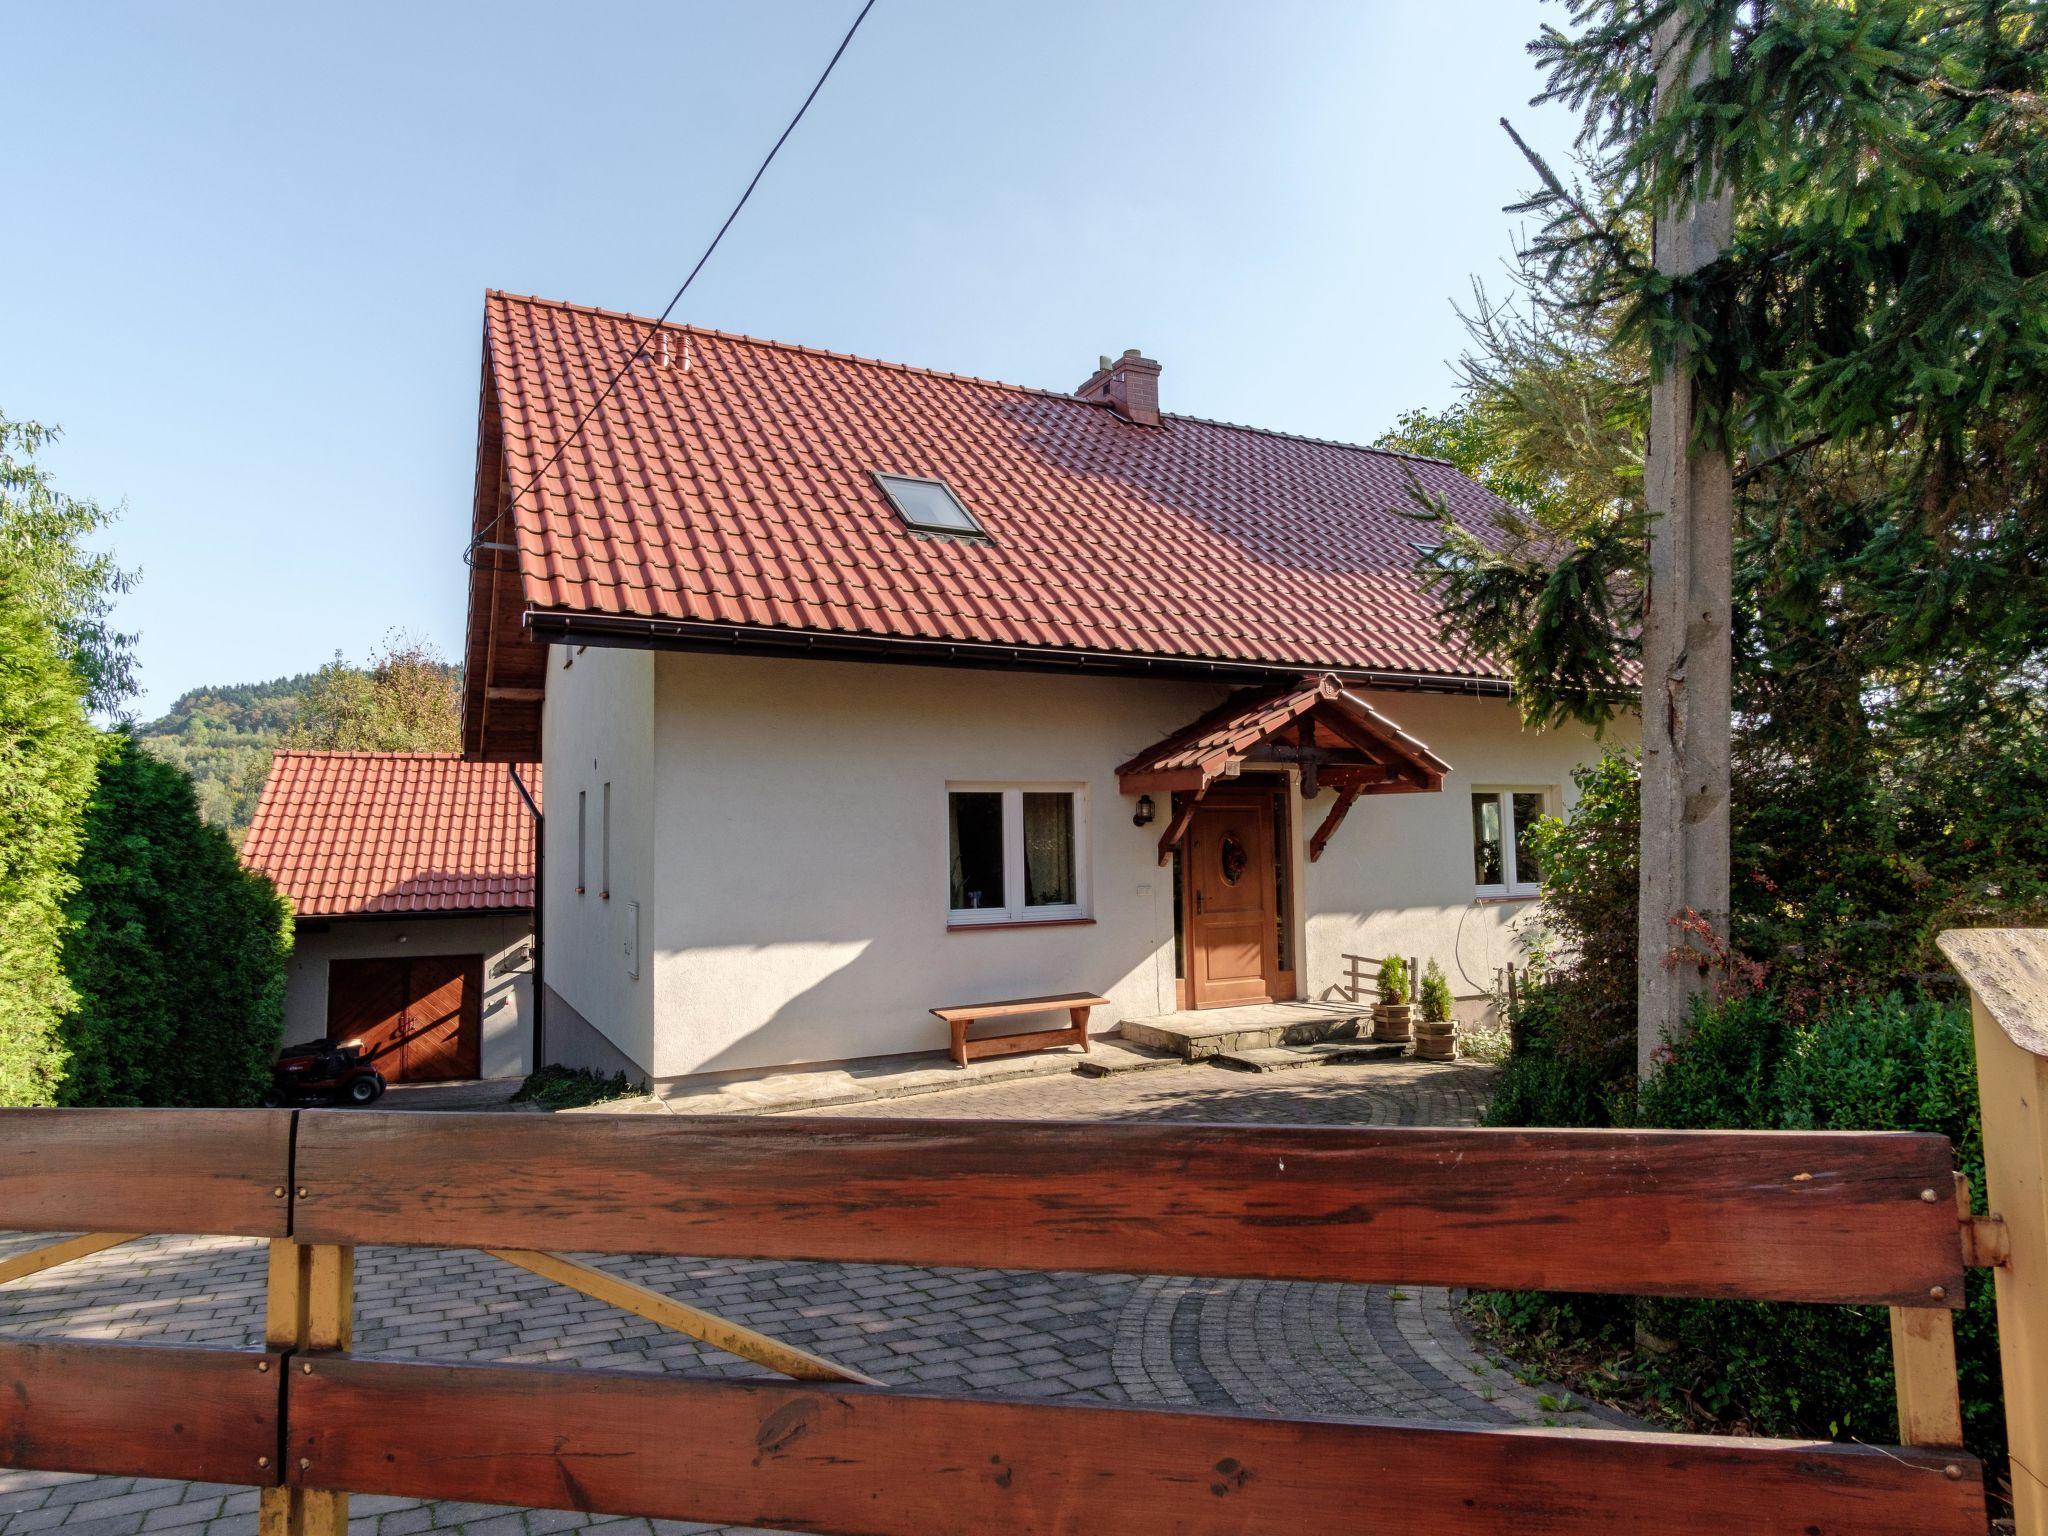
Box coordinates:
[477,291,1510,682]
[242,752,540,918]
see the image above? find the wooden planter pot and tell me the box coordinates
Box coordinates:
[1372,1002,1415,1042]
[1413,1017,1458,1061]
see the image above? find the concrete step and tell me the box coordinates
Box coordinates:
[1210,1042,1409,1073]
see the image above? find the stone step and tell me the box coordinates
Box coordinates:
[1072,1039,1187,1078]
[1210,1042,1409,1073]
[1118,1004,1380,1060]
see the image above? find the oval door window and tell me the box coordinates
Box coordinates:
[1219,831,1249,885]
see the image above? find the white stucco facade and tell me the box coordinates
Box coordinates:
[539,646,1633,1082]
[283,914,535,1080]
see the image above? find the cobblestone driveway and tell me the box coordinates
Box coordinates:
[0,1059,1616,1536]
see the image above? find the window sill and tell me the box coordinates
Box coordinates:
[1472,892,1541,906]
[947,917,1097,933]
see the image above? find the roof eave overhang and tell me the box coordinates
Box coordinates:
[524,608,1515,697]
[461,342,548,763]
[295,904,536,925]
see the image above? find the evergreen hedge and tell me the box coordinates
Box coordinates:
[56,734,290,1107]
[1479,994,2002,1468]
[0,582,98,1105]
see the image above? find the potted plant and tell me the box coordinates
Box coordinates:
[1372,955,1414,1042]
[1414,958,1457,1061]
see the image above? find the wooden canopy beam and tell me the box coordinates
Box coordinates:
[1118,767,1210,795]
[1156,789,1204,867]
[1308,784,1363,864]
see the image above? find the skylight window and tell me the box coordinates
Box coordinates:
[873,473,985,537]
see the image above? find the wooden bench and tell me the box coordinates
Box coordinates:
[930,992,1108,1069]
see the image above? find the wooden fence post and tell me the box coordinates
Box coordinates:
[258,1239,354,1536]
[1940,930,2048,1536]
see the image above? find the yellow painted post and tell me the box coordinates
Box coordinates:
[1887,1305,1964,1450]
[257,1240,353,1536]
[1940,930,2048,1536]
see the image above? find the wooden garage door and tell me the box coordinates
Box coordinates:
[326,954,482,1083]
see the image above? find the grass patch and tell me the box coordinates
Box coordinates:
[510,1064,644,1110]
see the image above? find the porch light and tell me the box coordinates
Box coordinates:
[1132,794,1156,828]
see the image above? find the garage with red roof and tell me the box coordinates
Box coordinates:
[243,751,541,1084]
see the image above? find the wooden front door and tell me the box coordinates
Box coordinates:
[326,953,482,1083]
[1185,792,1283,1008]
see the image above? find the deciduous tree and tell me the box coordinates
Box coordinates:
[283,633,461,754]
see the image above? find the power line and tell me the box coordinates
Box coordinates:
[466,0,878,567]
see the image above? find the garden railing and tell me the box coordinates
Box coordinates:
[0,925,2037,1536]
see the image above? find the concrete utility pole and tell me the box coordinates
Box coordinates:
[1638,13,1735,1078]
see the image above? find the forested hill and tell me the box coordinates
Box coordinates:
[135,649,463,839]
[138,673,314,836]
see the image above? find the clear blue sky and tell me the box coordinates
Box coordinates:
[2,1,1580,721]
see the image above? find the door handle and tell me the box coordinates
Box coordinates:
[1196,892,1205,915]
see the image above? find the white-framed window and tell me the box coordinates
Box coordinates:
[600,781,612,900]
[576,790,588,896]
[1472,787,1550,898]
[947,784,1087,925]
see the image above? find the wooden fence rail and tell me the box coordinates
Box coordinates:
[290,1113,1967,1306]
[0,923,2040,1535]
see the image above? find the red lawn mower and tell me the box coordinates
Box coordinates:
[265,1039,386,1107]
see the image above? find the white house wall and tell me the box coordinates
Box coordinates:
[1304,690,1631,1012]
[539,641,657,1074]
[647,652,1232,1079]
[589,650,1633,1081]
[283,915,534,1079]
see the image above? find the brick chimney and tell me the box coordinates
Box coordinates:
[1076,348,1162,427]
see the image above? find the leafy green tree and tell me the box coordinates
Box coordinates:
[1391,0,2048,747]
[0,417,135,714]
[57,735,290,1107]
[283,633,460,753]
[1380,0,2048,1004]
[0,415,126,1104]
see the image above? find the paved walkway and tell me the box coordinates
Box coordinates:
[0,1059,1619,1536]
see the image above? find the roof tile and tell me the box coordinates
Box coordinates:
[481,292,1506,679]
[241,752,539,918]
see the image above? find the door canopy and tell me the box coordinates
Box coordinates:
[1116,674,1450,864]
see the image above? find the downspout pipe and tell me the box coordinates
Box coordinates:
[508,763,544,1072]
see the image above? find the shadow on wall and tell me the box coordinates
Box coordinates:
[660,919,1166,1080]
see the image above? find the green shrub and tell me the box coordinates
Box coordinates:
[511,1064,643,1110]
[1419,959,1454,1023]
[1636,995,2001,1462]
[55,735,290,1106]
[1486,992,2004,1471]
[1484,982,1628,1129]
[1378,954,1410,1006]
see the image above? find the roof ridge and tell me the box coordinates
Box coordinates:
[1162,410,1455,467]
[486,290,1458,468]
[488,290,1078,405]
[270,749,474,762]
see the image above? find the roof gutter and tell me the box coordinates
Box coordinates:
[523,610,1515,698]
